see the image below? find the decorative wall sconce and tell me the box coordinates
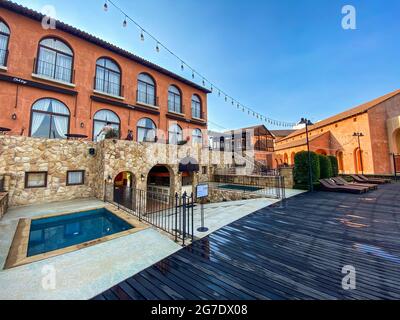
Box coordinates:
[141,174,145,182]
[80,122,85,128]
[107,175,112,183]
[11,113,17,120]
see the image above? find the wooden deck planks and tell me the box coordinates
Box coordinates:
[94,184,400,300]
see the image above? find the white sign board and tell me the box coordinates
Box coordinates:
[196,184,209,199]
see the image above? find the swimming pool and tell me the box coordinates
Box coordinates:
[218,184,263,192]
[27,208,134,257]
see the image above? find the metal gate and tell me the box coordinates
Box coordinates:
[106,184,194,245]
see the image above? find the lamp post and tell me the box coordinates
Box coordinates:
[353,132,365,175]
[298,118,314,192]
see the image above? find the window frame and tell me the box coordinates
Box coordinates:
[25,172,48,189]
[168,85,182,113]
[168,123,183,145]
[0,19,10,67]
[36,37,74,83]
[95,57,122,96]
[92,109,121,141]
[66,170,85,186]
[29,98,71,139]
[191,94,202,119]
[137,117,157,143]
[137,73,156,106]
[192,128,203,144]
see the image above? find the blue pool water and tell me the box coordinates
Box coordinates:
[218,184,263,192]
[27,208,134,257]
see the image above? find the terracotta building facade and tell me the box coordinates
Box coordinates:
[0,2,209,144]
[275,90,400,175]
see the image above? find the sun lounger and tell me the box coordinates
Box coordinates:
[319,179,365,194]
[357,174,391,184]
[350,174,384,185]
[332,177,378,191]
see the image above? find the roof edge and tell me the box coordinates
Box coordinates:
[0,0,211,94]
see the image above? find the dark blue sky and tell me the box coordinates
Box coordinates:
[13,0,400,131]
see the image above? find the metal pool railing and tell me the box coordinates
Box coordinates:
[105,184,194,245]
[210,175,286,199]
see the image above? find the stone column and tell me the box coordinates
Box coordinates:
[279,167,294,189]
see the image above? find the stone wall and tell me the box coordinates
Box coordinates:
[0,136,234,208]
[279,167,294,189]
[0,136,99,207]
[206,188,263,204]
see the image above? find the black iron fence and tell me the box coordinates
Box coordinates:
[211,174,286,199]
[106,184,194,245]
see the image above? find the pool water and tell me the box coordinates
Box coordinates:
[218,184,263,192]
[27,208,134,257]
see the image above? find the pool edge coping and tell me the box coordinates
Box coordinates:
[3,205,149,270]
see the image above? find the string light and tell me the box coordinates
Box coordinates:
[103,0,296,128]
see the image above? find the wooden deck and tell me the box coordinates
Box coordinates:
[94,184,400,300]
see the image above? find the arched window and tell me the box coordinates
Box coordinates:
[30,98,70,139]
[137,118,157,142]
[95,58,121,97]
[0,20,10,67]
[168,85,182,113]
[192,129,202,144]
[191,95,201,119]
[93,109,120,141]
[168,124,183,145]
[36,37,73,83]
[137,73,156,106]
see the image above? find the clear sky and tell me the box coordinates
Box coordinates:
[11,0,400,131]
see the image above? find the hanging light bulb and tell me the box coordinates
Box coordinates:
[103,1,108,11]
[123,16,127,27]
[211,86,213,92]
[181,62,184,71]
[218,91,221,97]
[192,71,195,79]
[156,42,160,52]
[225,96,227,102]
[140,30,145,41]
[237,103,240,109]
[202,79,205,86]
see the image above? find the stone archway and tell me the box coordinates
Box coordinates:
[114,171,136,209]
[146,164,176,213]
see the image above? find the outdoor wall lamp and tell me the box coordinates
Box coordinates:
[11,113,17,120]
[141,174,145,182]
[107,175,112,183]
[80,122,85,128]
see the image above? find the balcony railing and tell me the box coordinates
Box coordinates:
[34,58,74,84]
[94,77,123,97]
[0,49,8,67]
[136,90,158,106]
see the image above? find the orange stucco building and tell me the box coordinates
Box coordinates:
[0,2,209,143]
[275,89,400,175]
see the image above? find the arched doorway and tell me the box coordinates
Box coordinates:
[393,129,400,154]
[336,151,344,173]
[354,148,363,174]
[179,156,200,195]
[146,165,173,213]
[290,152,296,165]
[283,153,289,165]
[114,171,135,209]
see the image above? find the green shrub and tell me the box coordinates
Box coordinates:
[319,154,333,179]
[294,151,320,186]
[328,156,339,177]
